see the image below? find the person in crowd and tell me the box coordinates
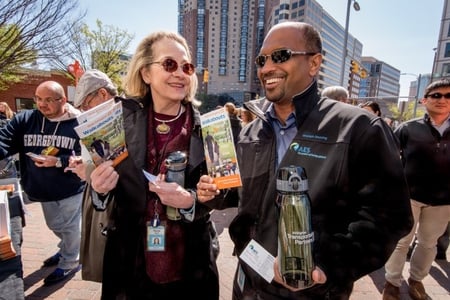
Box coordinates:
[70,69,119,283]
[89,31,220,299]
[359,101,382,116]
[359,101,397,129]
[321,85,350,103]
[382,78,450,300]
[196,21,412,299]
[0,81,84,285]
[238,107,256,127]
[224,102,242,144]
[204,131,216,164]
[0,120,25,299]
[0,102,15,121]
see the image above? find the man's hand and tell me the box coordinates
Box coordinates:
[196,175,220,202]
[90,160,119,194]
[273,258,327,292]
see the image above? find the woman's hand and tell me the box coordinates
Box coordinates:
[148,174,194,209]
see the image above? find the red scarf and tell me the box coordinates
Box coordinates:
[144,103,193,284]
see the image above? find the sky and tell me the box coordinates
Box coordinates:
[78,0,444,97]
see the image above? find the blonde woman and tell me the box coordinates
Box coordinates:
[239,107,256,126]
[89,31,220,299]
[0,102,15,120]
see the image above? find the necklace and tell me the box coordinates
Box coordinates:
[154,105,183,134]
[40,117,61,155]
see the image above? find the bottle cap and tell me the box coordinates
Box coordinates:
[276,165,308,192]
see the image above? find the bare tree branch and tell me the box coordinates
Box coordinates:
[0,0,85,88]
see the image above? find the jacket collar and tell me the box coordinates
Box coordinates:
[292,79,320,129]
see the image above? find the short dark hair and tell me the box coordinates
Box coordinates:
[424,78,450,97]
[359,101,381,116]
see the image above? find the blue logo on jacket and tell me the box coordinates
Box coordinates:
[290,142,326,160]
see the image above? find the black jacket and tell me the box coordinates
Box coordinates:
[394,114,450,206]
[101,96,219,299]
[221,81,413,299]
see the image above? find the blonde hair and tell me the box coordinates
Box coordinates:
[224,102,238,116]
[124,31,198,104]
[0,102,14,119]
[239,107,256,125]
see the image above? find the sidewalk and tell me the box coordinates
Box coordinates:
[21,203,449,299]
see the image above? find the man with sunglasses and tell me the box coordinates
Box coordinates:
[382,78,450,300]
[197,21,412,299]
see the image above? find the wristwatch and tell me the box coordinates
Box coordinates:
[55,157,62,168]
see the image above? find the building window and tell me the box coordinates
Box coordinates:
[16,98,34,111]
[445,42,450,57]
[442,63,450,76]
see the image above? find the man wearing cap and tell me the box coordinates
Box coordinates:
[71,69,118,283]
[74,69,118,113]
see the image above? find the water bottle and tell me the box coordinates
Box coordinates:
[277,165,314,289]
[165,151,187,221]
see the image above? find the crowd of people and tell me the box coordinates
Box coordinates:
[0,21,448,300]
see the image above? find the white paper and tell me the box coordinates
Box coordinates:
[239,239,275,283]
[142,169,157,184]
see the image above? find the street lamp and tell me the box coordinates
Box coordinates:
[339,0,361,87]
[400,72,421,118]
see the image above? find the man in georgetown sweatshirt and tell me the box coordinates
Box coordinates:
[0,81,84,285]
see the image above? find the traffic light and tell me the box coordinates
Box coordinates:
[203,69,209,83]
[360,69,368,79]
[350,60,360,74]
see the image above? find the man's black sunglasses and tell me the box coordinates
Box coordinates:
[255,49,317,68]
[425,92,450,100]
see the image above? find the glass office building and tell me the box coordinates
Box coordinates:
[178,0,364,102]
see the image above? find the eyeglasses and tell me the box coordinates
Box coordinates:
[255,49,317,68]
[150,58,195,75]
[33,96,62,104]
[80,90,99,111]
[426,92,450,100]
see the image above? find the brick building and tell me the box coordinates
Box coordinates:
[0,69,74,113]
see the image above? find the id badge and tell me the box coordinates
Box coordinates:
[147,222,165,252]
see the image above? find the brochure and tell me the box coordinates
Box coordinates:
[74,101,128,167]
[200,107,242,189]
[0,191,10,237]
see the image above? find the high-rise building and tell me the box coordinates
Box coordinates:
[178,0,363,103]
[359,56,401,118]
[179,0,261,106]
[432,0,450,80]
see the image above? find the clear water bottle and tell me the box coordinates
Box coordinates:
[165,151,187,221]
[277,165,314,289]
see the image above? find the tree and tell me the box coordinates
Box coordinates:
[388,100,425,123]
[0,0,85,90]
[51,20,134,91]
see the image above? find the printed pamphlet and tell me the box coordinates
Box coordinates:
[200,107,242,189]
[74,101,128,167]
